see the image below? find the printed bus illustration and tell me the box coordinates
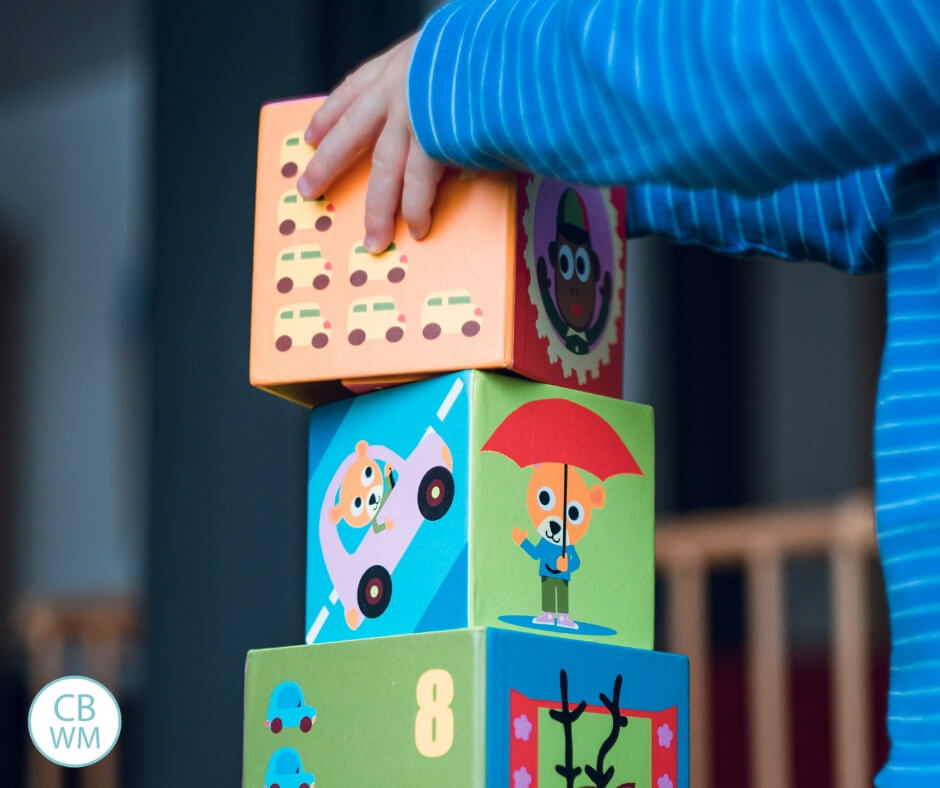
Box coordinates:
[420,289,483,339]
[275,303,331,352]
[346,297,406,345]
[509,683,678,788]
[317,427,455,632]
[279,131,308,178]
[275,244,332,293]
[348,241,408,286]
[278,190,334,235]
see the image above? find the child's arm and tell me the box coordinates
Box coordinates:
[302,0,932,257]
[409,0,940,193]
[628,166,893,274]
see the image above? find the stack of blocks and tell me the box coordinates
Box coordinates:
[243,96,690,788]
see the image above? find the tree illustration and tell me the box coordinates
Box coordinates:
[583,674,629,788]
[550,669,587,788]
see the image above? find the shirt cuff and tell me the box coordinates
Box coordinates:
[407,0,510,171]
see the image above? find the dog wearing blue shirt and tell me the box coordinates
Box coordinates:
[512,462,607,630]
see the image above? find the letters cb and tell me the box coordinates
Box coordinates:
[28,675,121,767]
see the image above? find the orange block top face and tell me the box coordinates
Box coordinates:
[250,96,626,406]
[250,96,515,405]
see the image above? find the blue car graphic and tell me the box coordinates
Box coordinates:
[265,681,317,734]
[264,747,315,788]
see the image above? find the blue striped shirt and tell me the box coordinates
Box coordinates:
[408,1,940,783]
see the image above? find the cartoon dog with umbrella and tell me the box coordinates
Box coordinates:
[482,398,643,632]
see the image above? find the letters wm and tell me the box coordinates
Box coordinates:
[28,676,121,768]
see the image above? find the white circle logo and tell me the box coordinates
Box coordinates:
[28,676,122,767]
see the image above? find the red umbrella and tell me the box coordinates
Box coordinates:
[481,398,643,554]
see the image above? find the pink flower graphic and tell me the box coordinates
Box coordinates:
[513,766,533,788]
[513,713,533,742]
[657,722,674,748]
[657,774,674,788]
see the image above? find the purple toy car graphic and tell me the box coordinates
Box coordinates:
[318,426,454,633]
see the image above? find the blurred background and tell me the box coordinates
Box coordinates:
[0,0,889,786]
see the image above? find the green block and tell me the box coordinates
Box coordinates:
[306,371,654,649]
[244,628,688,788]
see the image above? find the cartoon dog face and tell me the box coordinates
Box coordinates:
[526,463,606,545]
[330,440,386,528]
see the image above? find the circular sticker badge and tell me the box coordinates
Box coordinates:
[523,177,623,384]
[28,675,122,768]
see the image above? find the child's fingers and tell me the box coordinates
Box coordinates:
[306,59,382,146]
[363,118,410,253]
[401,142,445,240]
[298,94,385,199]
[307,43,398,145]
[306,84,358,147]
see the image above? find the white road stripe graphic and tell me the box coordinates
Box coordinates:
[306,606,329,644]
[437,377,465,422]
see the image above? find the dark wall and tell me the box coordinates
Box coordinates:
[0,229,24,784]
[668,247,747,512]
[145,1,421,785]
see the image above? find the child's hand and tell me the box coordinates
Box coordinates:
[299,33,446,254]
[512,527,528,545]
[556,554,569,572]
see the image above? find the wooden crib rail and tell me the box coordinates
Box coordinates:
[13,595,139,788]
[656,492,877,788]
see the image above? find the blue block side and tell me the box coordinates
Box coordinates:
[305,372,471,644]
[416,543,469,633]
[305,397,355,631]
[486,628,689,788]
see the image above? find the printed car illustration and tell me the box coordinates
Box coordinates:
[279,131,309,178]
[319,427,455,630]
[275,245,332,293]
[347,241,408,286]
[346,297,405,345]
[265,681,317,733]
[420,289,483,339]
[275,303,331,351]
[278,190,334,235]
[264,747,315,788]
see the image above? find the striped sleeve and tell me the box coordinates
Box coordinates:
[874,158,940,787]
[627,167,893,273]
[408,0,940,194]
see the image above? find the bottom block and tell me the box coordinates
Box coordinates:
[243,628,688,788]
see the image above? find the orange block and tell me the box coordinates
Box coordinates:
[250,96,627,407]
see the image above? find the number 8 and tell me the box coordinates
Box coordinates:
[414,668,454,758]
